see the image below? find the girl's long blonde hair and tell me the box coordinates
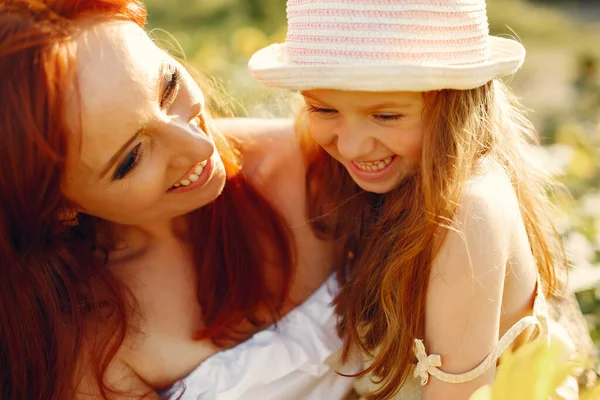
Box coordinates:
[297,80,567,399]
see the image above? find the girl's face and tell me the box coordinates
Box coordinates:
[61,21,227,225]
[302,90,425,194]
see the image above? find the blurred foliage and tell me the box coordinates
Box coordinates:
[144,0,600,358]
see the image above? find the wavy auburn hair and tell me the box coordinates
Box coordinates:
[0,1,293,399]
[297,80,566,399]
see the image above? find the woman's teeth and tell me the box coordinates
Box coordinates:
[354,156,394,172]
[172,161,207,188]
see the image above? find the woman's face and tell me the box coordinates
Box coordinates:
[62,21,226,226]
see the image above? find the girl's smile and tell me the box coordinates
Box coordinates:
[348,155,399,182]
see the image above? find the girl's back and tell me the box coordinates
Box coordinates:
[354,160,575,399]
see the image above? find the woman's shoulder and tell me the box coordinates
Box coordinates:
[74,350,159,399]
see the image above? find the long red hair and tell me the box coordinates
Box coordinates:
[298,81,566,399]
[0,1,294,399]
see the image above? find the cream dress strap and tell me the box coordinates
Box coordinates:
[413,275,548,386]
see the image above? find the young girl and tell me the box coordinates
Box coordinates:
[0,1,357,399]
[250,0,579,399]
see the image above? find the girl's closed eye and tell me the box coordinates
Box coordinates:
[306,104,338,115]
[373,113,403,122]
[113,143,143,180]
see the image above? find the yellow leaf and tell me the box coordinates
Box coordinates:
[481,337,580,400]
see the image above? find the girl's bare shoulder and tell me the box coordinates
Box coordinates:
[459,160,520,232]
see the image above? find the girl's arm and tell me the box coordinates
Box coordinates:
[421,179,518,400]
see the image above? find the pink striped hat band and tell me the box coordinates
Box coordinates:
[249,0,525,92]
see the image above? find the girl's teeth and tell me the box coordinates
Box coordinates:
[194,165,204,175]
[180,179,191,186]
[189,173,199,182]
[355,156,394,172]
[173,183,181,188]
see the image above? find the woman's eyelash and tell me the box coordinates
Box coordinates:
[160,66,181,109]
[113,143,143,180]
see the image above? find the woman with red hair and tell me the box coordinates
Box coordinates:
[0,1,355,399]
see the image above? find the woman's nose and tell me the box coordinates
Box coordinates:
[161,116,215,169]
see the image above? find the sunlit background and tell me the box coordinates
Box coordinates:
[144,0,600,352]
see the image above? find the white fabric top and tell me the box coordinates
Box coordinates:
[159,275,358,400]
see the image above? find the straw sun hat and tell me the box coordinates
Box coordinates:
[249,0,526,92]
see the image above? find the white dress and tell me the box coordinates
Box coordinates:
[159,275,359,400]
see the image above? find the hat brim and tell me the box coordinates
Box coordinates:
[249,36,525,92]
